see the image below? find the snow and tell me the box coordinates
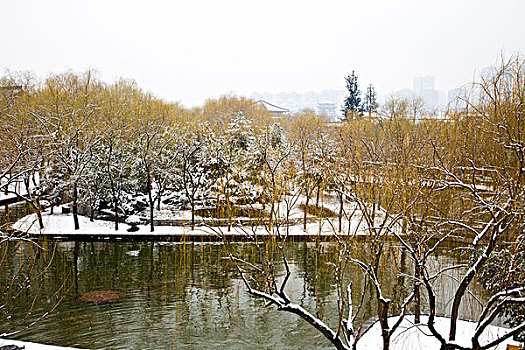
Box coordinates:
[8,192,391,238]
[0,338,86,350]
[358,316,522,350]
[124,215,140,225]
[0,173,39,203]
[11,211,361,238]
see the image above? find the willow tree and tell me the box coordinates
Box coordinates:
[286,111,325,231]
[393,54,525,350]
[33,70,103,230]
[134,107,172,232]
[0,72,50,229]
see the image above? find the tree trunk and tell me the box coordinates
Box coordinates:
[303,189,309,231]
[269,200,275,231]
[72,181,80,230]
[191,200,195,231]
[36,207,44,229]
[449,225,498,341]
[378,299,391,350]
[114,198,119,231]
[338,191,343,233]
[33,196,44,230]
[414,263,421,324]
[149,201,154,232]
[226,191,231,232]
[146,168,154,232]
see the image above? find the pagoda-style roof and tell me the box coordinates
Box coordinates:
[255,99,289,114]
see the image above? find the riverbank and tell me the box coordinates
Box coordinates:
[0,338,86,350]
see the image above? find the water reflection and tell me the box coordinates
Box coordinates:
[0,237,490,350]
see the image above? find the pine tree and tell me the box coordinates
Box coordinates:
[341,71,362,120]
[363,84,378,117]
[270,122,284,148]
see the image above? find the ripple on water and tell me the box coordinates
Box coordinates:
[3,240,487,350]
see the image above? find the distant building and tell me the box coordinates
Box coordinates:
[421,89,439,109]
[251,89,345,114]
[316,101,337,120]
[413,75,444,110]
[413,75,435,95]
[255,99,289,115]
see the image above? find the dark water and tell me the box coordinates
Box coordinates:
[0,202,34,231]
[0,207,487,350]
[0,239,487,350]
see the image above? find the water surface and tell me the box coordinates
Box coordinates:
[0,234,487,350]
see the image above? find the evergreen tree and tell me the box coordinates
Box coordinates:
[270,122,284,148]
[363,84,378,117]
[341,71,362,120]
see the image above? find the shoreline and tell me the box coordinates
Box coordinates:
[11,211,359,241]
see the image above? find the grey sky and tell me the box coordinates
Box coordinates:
[1,0,523,107]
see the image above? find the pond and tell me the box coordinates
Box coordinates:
[0,223,488,350]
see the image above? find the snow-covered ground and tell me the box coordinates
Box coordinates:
[0,338,86,350]
[0,173,39,203]
[358,316,522,350]
[9,193,394,238]
[12,210,358,238]
[6,188,402,238]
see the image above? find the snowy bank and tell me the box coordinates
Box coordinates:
[11,211,357,239]
[358,316,521,350]
[0,338,86,350]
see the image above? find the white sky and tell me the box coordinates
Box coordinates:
[1,0,524,107]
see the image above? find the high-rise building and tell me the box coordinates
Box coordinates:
[413,75,442,110]
[413,75,435,95]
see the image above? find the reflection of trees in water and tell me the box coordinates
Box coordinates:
[0,202,34,231]
[0,239,493,349]
[293,240,410,325]
[0,238,69,337]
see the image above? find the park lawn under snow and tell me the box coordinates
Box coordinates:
[358,316,521,350]
[10,194,390,237]
[10,190,400,238]
[11,210,356,238]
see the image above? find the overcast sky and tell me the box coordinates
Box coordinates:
[1,0,524,107]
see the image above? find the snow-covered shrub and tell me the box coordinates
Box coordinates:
[125,215,141,232]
